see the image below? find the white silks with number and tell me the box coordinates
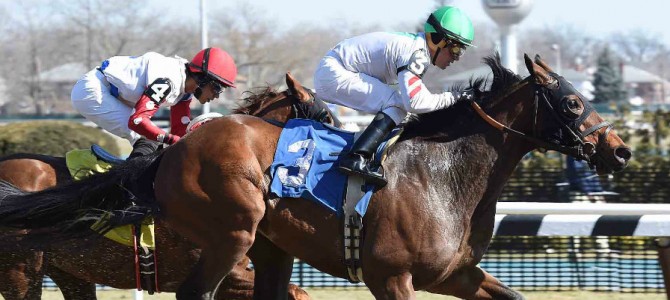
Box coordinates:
[313,31,458,125]
[71,52,190,143]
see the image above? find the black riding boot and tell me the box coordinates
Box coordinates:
[338,112,396,188]
[127,137,161,160]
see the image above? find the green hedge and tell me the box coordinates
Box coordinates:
[501,150,670,204]
[0,121,121,157]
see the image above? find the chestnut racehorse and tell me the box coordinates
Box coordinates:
[0,73,333,300]
[0,54,631,300]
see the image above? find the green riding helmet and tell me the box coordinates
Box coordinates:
[424,6,474,46]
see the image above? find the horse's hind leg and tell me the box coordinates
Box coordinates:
[426,266,524,300]
[247,234,295,300]
[0,251,44,300]
[47,265,97,300]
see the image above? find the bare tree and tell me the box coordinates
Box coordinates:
[209,3,283,88]
[0,1,60,114]
[609,29,669,78]
[52,0,186,67]
[520,24,601,70]
[208,4,355,91]
[610,29,666,64]
[51,0,200,60]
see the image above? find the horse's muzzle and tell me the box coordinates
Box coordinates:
[613,146,632,171]
[591,145,631,174]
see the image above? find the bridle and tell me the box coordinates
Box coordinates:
[252,88,338,127]
[285,89,339,127]
[470,73,613,166]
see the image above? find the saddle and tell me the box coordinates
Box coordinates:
[91,144,126,165]
[268,119,403,283]
[65,146,159,294]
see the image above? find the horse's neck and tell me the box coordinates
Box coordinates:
[392,137,521,215]
[462,91,538,211]
[252,101,293,122]
[388,99,535,219]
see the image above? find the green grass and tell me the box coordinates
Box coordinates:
[39,289,665,299]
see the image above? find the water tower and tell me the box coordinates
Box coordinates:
[482,0,534,73]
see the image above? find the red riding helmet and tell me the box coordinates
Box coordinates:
[188,47,238,88]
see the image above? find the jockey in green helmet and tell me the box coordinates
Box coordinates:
[313,6,474,188]
[425,6,475,66]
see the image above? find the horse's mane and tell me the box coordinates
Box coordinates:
[231,86,337,125]
[401,53,522,139]
[232,87,284,115]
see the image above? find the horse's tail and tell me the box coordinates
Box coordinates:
[0,151,162,238]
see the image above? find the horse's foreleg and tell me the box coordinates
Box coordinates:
[213,256,254,299]
[287,283,311,300]
[247,234,295,300]
[366,272,416,300]
[202,253,309,300]
[173,177,265,300]
[176,236,258,300]
[426,266,524,300]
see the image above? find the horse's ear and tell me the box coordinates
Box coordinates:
[534,54,555,73]
[285,72,312,103]
[524,53,553,85]
[523,53,534,74]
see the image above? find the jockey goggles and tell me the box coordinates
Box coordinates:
[446,40,466,59]
[209,80,225,97]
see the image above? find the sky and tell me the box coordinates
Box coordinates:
[148,0,670,46]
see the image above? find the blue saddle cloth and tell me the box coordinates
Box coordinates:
[269,119,354,216]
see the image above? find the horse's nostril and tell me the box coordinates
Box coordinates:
[615,147,632,161]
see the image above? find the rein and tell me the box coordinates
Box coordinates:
[285,88,338,126]
[470,75,613,165]
[284,89,311,120]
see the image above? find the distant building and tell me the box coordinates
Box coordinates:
[38,62,89,113]
[621,65,670,106]
[436,63,669,106]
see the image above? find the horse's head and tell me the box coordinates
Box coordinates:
[233,73,340,127]
[521,53,631,173]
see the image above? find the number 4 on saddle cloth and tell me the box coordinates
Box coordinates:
[269,118,402,217]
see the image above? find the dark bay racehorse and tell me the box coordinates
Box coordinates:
[0,54,631,300]
[0,73,331,300]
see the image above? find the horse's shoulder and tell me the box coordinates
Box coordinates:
[219,114,271,125]
[194,114,262,133]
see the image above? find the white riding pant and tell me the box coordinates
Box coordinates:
[313,54,407,125]
[71,69,140,144]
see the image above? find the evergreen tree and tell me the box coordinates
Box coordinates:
[592,47,627,103]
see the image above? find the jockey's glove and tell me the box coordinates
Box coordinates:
[164,134,180,145]
[453,90,474,102]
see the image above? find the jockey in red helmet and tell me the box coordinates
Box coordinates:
[71,47,237,159]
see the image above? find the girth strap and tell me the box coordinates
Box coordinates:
[343,175,365,283]
[133,224,159,294]
[342,130,366,283]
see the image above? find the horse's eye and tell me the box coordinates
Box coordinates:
[560,96,583,119]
